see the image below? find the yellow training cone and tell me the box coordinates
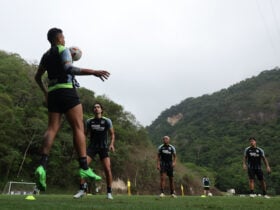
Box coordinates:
[25,195,36,200]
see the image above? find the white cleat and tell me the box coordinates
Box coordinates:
[73,190,85,199]
[159,193,165,198]
[264,195,270,199]
[249,194,257,198]
[171,194,177,198]
[107,193,113,200]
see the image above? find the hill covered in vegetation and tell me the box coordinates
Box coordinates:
[147,67,280,194]
[5,49,276,196]
[1,50,210,195]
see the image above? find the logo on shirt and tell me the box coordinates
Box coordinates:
[162,149,172,154]
[91,124,105,131]
[249,149,260,157]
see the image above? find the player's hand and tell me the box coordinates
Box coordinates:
[94,70,110,81]
[109,144,115,152]
[267,166,271,174]
[157,164,160,170]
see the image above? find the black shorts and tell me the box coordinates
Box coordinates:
[87,147,109,160]
[204,187,210,190]
[160,162,174,177]
[48,88,80,113]
[248,168,264,181]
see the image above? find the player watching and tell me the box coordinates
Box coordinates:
[243,137,271,198]
[157,136,176,198]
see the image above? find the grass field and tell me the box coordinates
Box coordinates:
[1,194,280,210]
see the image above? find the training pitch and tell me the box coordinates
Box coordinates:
[0,194,280,210]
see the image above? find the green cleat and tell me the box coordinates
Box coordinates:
[79,168,102,181]
[35,166,46,191]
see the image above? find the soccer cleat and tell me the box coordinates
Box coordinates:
[35,166,46,191]
[73,190,85,199]
[159,193,165,197]
[264,195,270,199]
[171,193,177,198]
[107,193,113,200]
[249,194,257,198]
[79,168,102,180]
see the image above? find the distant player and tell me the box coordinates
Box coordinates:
[243,137,271,198]
[202,176,210,196]
[157,136,176,198]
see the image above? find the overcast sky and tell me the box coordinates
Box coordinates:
[1,0,280,126]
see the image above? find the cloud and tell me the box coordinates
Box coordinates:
[1,0,280,125]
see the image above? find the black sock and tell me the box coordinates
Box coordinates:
[263,190,266,195]
[39,154,48,169]
[107,186,112,193]
[250,190,254,194]
[79,157,88,170]
[80,182,88,191]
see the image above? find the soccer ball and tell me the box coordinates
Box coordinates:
[208,192,213,196]
[69,46,82,61]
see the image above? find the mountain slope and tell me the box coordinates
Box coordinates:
[147,68,280,194]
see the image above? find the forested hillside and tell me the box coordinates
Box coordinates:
[0,50,154,193]
[5,49,276,196]
[0,50,207,195]
[147,68,280,194]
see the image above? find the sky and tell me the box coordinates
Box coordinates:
[1,0,280,126]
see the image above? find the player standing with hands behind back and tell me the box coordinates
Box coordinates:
[243,137,271,198]
[34,27,110,191]
[157,136,176,198]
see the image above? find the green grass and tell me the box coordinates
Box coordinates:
[0,194,280,210]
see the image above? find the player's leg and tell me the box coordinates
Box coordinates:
[65,104,96,179]
[206,188,209,196]
[257,169,269,197]
[65,104,86,157]
[169,176,176,197]
[101,156,113,199]
[160,171,166,197]
[249,179,255,194]
[74,156,93,198]
[167,167,176,197]
[35,112,62,191]
[203,187,207,196]
[247,169,256,197]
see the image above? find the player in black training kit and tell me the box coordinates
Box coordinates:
[34,28,109,191]
[157,136,176,197]
[73,102,115,199]
[202,176,211,196]
[243,137,271,198]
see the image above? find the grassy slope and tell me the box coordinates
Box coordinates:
[0,194,280,210]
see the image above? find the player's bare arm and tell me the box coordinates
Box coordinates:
[172,154,176,167]
[79,69,110,81]
[35,66,48,103]
[109,127,115,152]
[242,156,247,170]
[157,155,160,170]
[262,157,271,173]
